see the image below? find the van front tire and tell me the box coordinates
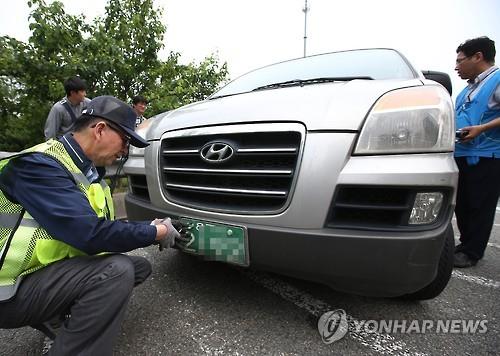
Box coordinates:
[401,224,454,300]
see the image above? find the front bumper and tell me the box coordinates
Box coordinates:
[126,194,450,297]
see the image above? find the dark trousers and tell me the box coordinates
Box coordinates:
[0,254,152,356]
[455,157,500,260]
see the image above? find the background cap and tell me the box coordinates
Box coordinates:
[82,95,149,148]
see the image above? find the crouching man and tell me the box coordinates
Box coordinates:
[0,96,181,355]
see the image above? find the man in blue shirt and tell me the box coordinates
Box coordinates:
[0,96,182,354]
[453,36,500,268]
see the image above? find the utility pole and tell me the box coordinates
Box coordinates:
[303,0,309,57]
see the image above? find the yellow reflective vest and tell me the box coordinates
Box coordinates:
[0,139,114,301]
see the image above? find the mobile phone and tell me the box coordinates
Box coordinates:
[455,130,469,141]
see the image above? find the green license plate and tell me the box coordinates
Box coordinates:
[177,217,249,266]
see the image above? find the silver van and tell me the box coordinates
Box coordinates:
[124,48,458,299]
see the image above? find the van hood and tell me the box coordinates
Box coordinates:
[149,78,424,140]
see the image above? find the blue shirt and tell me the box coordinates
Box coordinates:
[455,68,500,160]
[0,134,156,255]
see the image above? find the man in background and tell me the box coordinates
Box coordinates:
[132,95,148,127]
[453,36,500,268]
[44,76,91,139]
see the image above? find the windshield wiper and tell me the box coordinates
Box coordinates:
[252,76,373,92]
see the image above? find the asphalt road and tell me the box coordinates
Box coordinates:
[1,205,498,355]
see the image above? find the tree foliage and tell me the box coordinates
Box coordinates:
[86,0,166,98]
[148,52,228,114]
[0,0,228,151]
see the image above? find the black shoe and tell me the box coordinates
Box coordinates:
[454,252,478,268]
[36,314,70,355]
[454,243,464,253]
[32,315,64,340]
[41,336,54,355]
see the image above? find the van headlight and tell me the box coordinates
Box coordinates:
[354,86,454,154]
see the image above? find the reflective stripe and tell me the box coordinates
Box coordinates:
[0,277,23,301]
[0,213,39,229]
[21,217,40,228]
[0,213,21,229]
[71,171,91,188]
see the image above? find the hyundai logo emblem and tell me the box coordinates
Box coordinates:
[200,142,234,163]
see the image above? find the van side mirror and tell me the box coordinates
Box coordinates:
[421,70,452,96]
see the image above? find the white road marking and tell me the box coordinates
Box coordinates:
[452,271,500,289]
[242,270,427,356]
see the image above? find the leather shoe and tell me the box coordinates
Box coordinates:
[454,252,478,268]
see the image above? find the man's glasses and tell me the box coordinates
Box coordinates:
[105,121,131,147]
[91,121,130,147]
[455,56,471,65]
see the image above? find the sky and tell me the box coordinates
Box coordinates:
[1,0,500,97]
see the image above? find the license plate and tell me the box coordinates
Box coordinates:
[177,217,249,266]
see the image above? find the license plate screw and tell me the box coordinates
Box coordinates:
[227,229,233,236]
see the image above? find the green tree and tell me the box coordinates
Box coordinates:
[147,52,229,115]
[0,0,228,151]
[0,0,92,150]
[84,0,166,98]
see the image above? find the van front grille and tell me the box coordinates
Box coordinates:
[159,123,304,214]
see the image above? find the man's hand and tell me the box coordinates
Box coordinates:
[460,117,500,142]
[152,218,192,250]
[170,219,193,247]
[170,219,192,247]
[171,219,190,232]
[152,218,180,251]
[459,125,482,142]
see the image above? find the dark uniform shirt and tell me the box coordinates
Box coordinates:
[0,134,156,255]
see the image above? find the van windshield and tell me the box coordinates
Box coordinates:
[211,48,416,99]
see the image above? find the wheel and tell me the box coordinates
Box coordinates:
[401,223,454,300]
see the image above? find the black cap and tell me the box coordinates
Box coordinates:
[82,96,149,148]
